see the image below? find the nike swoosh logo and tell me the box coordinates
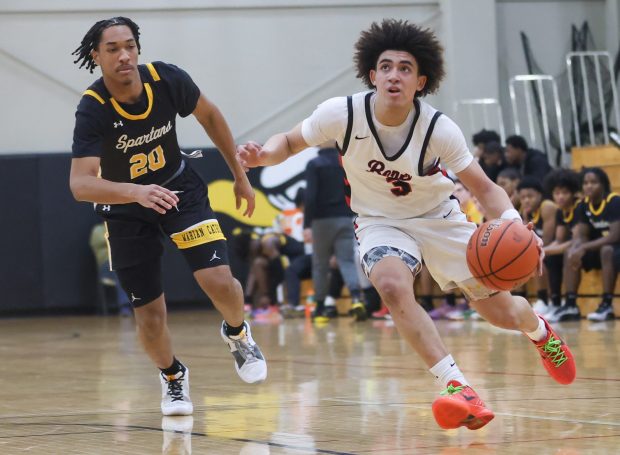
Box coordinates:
[463,395,476,401]
[355,135,369,140]
[449,362,456,367]
[443,209,453,219]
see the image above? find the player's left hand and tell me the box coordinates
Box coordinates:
[236,141,263,171]
[234,175,255,217]
[526,222,545,275]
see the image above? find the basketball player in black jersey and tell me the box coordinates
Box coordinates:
[70,17,267,416]
[565,167,620,322]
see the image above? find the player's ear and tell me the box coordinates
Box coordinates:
[90,49,100,67]
[417,75,427,91]
[369,69,376,86]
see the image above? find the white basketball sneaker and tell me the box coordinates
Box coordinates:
[221,321,267,383]
[160,367,193,416]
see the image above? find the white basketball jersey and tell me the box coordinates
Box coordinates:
[338,91,461,219]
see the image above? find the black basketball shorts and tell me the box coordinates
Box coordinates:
[582,243,620,272]
[96,164,230,307]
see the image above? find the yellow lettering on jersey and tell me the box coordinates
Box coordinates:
[170,220,226,249]
[129,145,166,179]
[110,83,154,120]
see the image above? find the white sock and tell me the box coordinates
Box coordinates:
[525,315,548,342]
[429,354,468,388]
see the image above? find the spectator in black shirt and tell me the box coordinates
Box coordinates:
[504,135,551,183]
[472,129,501,160]
[478,141,506,182]
[304,143,365,321]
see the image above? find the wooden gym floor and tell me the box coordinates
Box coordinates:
[0,310,618,454]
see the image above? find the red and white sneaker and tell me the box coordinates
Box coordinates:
[530,316,576,385]
[432,381,495,430]
[371,304,391,320]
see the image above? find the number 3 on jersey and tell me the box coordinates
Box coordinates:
[130,145,166,179]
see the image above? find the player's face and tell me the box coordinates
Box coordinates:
[552,187,574,209]
[370,50,427,107]
[91,25,139,84]
[504,145,522,165]
[518,188,541,214]
[582,172,603,200]
[497,176,517,196]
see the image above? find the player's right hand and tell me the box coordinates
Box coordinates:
[133,184,179,214]
[236,141,263,171]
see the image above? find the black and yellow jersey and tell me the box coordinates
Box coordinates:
[526,199,556,238]
[576,193,620,239]
[554,199,580,239]
[72,61,200,185]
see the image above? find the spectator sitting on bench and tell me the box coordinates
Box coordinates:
[560,167,620,322]
[541,169,581,318]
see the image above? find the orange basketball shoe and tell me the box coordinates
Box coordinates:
[431,381,495,430]
[531,316,576,385]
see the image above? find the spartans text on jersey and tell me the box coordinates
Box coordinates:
[116,121,173,154]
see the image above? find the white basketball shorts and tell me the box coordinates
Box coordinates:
[355,198,494,301]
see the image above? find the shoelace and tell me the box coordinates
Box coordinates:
[541,335,568,366]
[166,377,185,402]
[439,384,464,396]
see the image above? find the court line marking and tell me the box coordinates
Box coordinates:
[3,422,357,455]
[323,398,620,427]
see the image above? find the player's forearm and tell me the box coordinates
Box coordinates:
[200,107,246,179]
[70,174,137,204]
[582,236,615,252]
[544,240,572,256]
[260,133,295,166]
[475,184,519,220]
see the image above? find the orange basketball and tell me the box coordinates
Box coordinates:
[466,219,539,291]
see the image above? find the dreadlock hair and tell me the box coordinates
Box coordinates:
[581,167,611,196]
[543,168,580,196]
[354,19,445,97]
[72,17,141,73]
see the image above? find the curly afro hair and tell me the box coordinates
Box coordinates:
[354,19,445,97]
[543,168,580,196]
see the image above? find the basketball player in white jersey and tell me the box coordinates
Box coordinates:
[237,19,576,430]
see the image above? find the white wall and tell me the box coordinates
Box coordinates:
[0,0,445,154]
[496,0,609,143]
[2,0,610,154]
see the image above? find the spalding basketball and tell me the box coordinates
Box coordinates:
[466,219,539,291]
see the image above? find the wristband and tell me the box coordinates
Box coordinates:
[500,208,522,221]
